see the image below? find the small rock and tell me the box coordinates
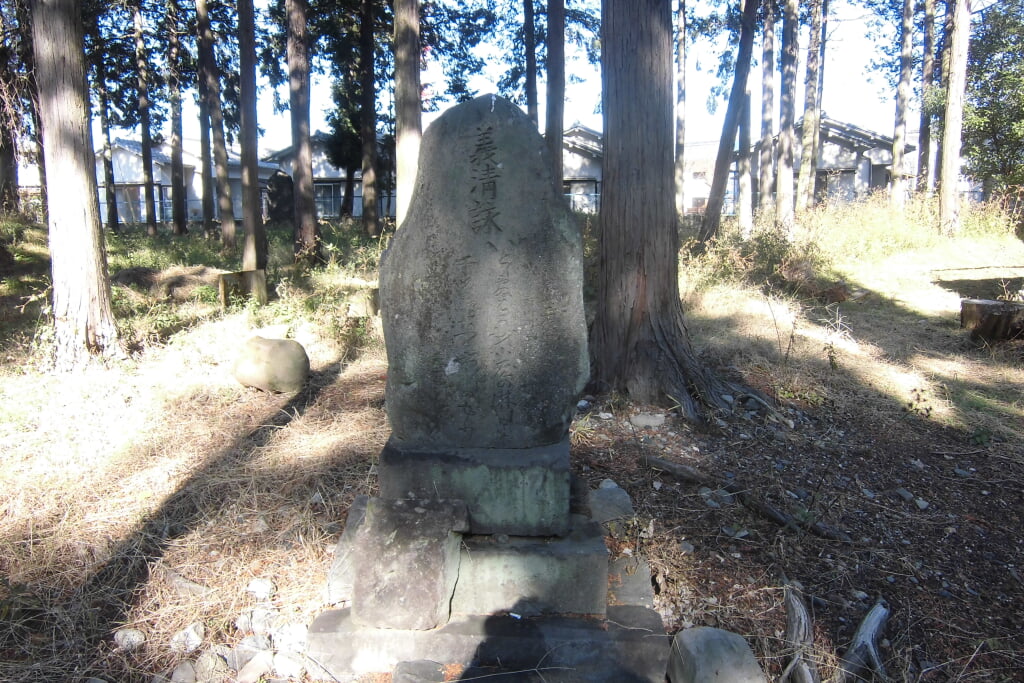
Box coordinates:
[271,623,308,655]
[236,608,279,635]
[630,412,666,428]
[915,498,930,510]
[170,661,196,683]
[851,590,869,601]
[910,458,926,469]
[195,648,231,681]
[893,487,914,502]
[680,541,696,555]
[698,487,721,509]
[113,628,146,652]
[598,412,614,420]
[954,468,972,477]
[273,653,305,679]
[224,635,272,670]
[668,627,767,683]
[577,399,591,411]
[861,489,876,499]
[170,623,205,654]
[246,577,276,601]
[235,650,274,683]
[653,480,663,491]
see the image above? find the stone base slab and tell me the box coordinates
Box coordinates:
[378,438,571,536]
[306,605,670,682]
[452,515,608,617]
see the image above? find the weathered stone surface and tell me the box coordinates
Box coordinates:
[392,660,447,683]
[233,336,310,393]
[326,495,369,604]
[378,438,571,536]
[307,605,669,681]
[587,480,635,535]
[351,498,469,630]
[451,516,608,617]
[379,94,588,451]
[667,627,767,683]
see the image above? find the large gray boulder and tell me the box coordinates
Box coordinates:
[379,94,588,451]
[233,336,310,393]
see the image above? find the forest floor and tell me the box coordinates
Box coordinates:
[0,212,1023,682]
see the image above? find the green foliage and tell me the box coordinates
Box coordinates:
[964,0,1024,193]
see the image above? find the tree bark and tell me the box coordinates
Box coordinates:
[546,0,565,199]
[0,49,18,214]
[360,0,380,237]
[134,2,158,235]
[738,89,753,236]
[890,0,914,210]
[596,0,730,420]
[168,0,188,235]
[939,0,971,235]
[94,56,118,231]
[699,0,758,244]
[32,0,120,368]
[196,0,236,248]
[394,0,422,226]
[674,0,687,218]
[238,0,266,278]
[288,0,320,263]
[775,0,798,232]
[758,0,776,215]
[524,0,538,125]
[917,0,936,194]
[197,65,215,236]
[797,0,824,212]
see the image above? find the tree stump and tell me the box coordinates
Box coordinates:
[960,299,1024,341]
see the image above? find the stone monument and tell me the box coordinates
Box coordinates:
[306,95,669,681]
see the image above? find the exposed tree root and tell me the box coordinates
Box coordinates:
[780,582,821,683]
[640,454,854,543]
[829,601,890,683]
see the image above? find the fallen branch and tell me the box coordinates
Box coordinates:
[779,583,821,683]
[829,601,890,683]
[640,454,853,543]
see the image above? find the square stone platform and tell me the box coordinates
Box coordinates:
[378,437,572,536]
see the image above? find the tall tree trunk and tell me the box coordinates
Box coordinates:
[934,0,954,190]
[546,0,565,198]
[890,0,914,209]
[939,0,971,235]
[674,0,687,218]
[134,2,158,235]
[288,0,320,263]
[758,0,776,215]
[917,0,937,194]
[394,0,421,225]
[738,89,753,235]
[810,0,827,202]
[196,0,236,248]
[775,0,798,231]
[360,0,379,237]
[32,0,120,369]
[94,56,119,232]
[0,124,17,214]
[524,0,538,125]
[596,0,730,420]
[168,0,188,235]
[797,0,823,212]
[238,0,266,274]
[197,68,215,235]
[0,51,18,214]
[699,0,758,243]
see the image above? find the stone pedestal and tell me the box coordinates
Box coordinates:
[378,438,572,536]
